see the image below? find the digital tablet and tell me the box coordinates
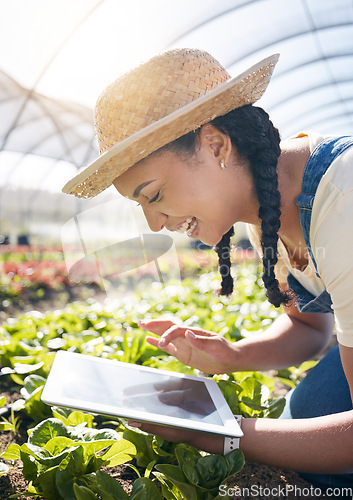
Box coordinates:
[41,350,242,438]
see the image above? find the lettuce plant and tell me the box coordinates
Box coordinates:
[154,443,244,500]
[1,418,136,499]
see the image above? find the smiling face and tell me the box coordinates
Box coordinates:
[113,125,257,246]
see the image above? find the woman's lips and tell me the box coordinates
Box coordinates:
[176,217,198,237]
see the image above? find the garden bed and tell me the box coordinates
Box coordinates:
[0,249,337,499]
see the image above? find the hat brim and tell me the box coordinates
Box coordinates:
[62,53,279,198]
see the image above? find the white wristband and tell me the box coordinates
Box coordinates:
[223,415,243,455]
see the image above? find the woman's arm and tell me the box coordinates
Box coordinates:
[141,299,334,373]
[131,344,353,474]
[240,407,353,474]
[130,405,353,473]
[239,344,353,474]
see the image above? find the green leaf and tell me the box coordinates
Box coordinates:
[23,386,52,423]
[250,372,276,392]
[51,407,95,428]
[0,422,16,432]
[130,477,163,499]
[29,418,70,447]
[296,359,318,375]
[263,398,286,419]
[20,448,38,482]
[51,406,73,426]
[21,374,46,398]
[151,435,175,458]
[195,454,227,489]
[56,447,85,499]
[153,472,181,500]
[123,429,158,468]
[0,396,6,407]
[100,439,136,466]
[182,459,199,486]
[96,470,129,499]
[21,442,49,462]
[145,460,156,479]
[240,377,268,405]
[22,441,77,470]
[13,361,44,374]
[77,440,116,462]
[155,464,198,500]
[10,372,25,386]
[0,443,21,461]
[73,483,97,500]
[67,426,120,442]
[32,465,62,500]
[67,411,95,428]
[224,448,244,477]
[276,377,296,389]
[216,380,241,414]
[44,436,77,456]
[240,397,266,411]
[175,444,201,465]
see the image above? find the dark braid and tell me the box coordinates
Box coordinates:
[211,105,291,307]
[214,226,234,296]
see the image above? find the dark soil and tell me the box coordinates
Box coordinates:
[0,286,342,499]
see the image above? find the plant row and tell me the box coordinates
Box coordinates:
[0,264,314,498]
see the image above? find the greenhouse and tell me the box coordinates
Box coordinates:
[0,0,353,498]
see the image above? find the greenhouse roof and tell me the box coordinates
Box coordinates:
[0,0,352,239]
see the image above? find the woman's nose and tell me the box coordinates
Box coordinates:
[142,206,168,232]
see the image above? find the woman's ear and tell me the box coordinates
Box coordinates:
[199,124,232,166]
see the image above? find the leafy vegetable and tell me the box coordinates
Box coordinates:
[0,252,306,497]
[155,444,244,499]
[123,427,177,468]
[1,418,136,499]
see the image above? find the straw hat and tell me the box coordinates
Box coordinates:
[62,48,279,199]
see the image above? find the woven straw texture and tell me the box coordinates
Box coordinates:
[62,49,279,198]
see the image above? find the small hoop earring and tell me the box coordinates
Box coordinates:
[220,159,227,169]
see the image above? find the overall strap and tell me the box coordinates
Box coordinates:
[296,136,353,277]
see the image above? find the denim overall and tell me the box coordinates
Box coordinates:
[279,136,353,489]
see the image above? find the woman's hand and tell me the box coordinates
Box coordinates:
[127,419,224,454]
[139,319,238,374]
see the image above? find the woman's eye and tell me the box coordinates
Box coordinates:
[149,191,160,204]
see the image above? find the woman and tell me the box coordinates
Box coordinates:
[63,48,353,489]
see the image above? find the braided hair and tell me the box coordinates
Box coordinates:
[214,226,235,296]
[159,104,291,307]
[211,105,291,307]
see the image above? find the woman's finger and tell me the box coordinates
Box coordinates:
[145,335,177,356]
[138,318,177,335]
[186,330,225,350]
[157,324,186,347]
[140,318,215,339]
[158,324,217,347]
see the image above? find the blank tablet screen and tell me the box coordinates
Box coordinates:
[41,351,242,437]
